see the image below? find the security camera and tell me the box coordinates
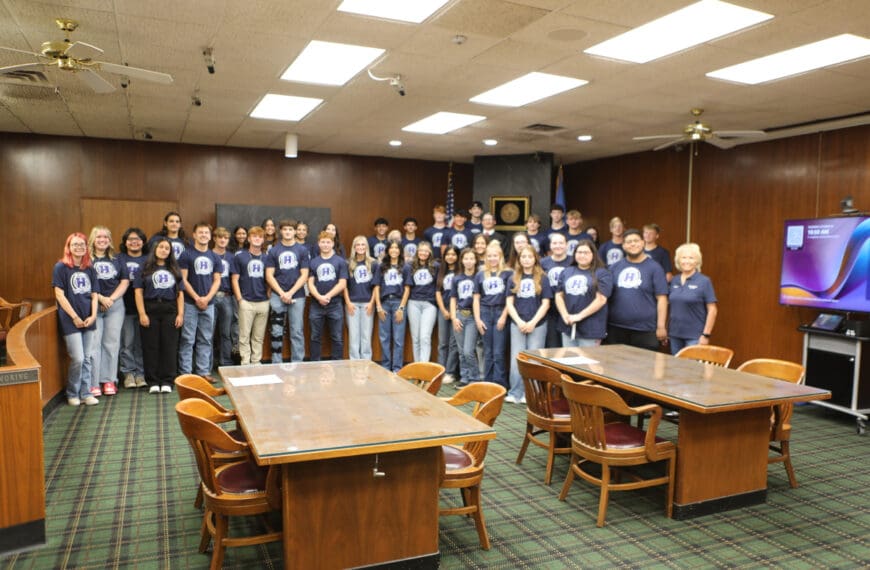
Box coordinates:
[192,95,202,107]
[389,76,405,97]
[120,77,129,89]
[142,131,153,140]
[203,48,215,74]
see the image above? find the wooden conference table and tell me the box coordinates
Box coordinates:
[219,360,495,570]
[523,345,830,518]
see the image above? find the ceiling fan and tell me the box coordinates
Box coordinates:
[0,18,173,93]
[633,108,766,151]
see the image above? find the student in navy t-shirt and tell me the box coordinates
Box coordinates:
[344,235,379,361]
[134,237,184,393]
[118,227,148,389]
[211,227,236,367]
[525,214,545,255]
[474,242,513,387]
[668,242,718,354]
[308,231,349,361]
[265,220,310,363]
[178,223,222,378]
[505,244,552,402]
[555,239,612,347]
[598,216,626,267]
[231,226,269,365]
[53,233,99,406]
[564,210,591,256]
[643,223,673,280]
[540,232,571,348]
[423,206,449,260]
[404,241,439,363]
[435,245,461,384]
[401,217,421,264]
[441,209,473,254]
[148,211,187,260]
[607,229,668,351]
[374,240,409,372]
[451,248,480,385]
[367,217,390,260]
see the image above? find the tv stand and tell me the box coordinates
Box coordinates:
[799,326,870,434]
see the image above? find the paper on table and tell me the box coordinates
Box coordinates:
[553,356,599,366]
[228,374,283,387]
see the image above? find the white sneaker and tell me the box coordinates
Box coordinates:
[123,373,136,389]
[83,396,99,406]
[149,385,160,394]
[442,374,455,385]
[519,396,526,404]
[68,397,81,406]
[160,385,172,393]
[504,394,517,404]
[135,375,147,388]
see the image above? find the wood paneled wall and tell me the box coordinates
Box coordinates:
[0,133,473,302]
[566,124,870,364]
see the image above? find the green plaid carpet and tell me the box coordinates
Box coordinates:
[3,387,869,569]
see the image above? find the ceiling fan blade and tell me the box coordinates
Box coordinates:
[0,62,44,74]
[712,129,766,138]
[97,61,173,84]
[77,68,116,93]
[633,134,684,141]
[706,136,740,149]
[653,137,688,151]
[0,45,44,58]
[64,41,104,60]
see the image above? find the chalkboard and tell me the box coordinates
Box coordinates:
[215,203,331,244]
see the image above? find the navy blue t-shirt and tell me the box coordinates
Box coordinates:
[368,236,388,260]
[540,256,571,292]
[92,255,128,296]
[509,273,553,327]
[565,231,591,256]
[439,270,456,305]
[347,261,380,303]
[599,241,625,267]
[608,257,668,332]
[134,266,181,303]
[401,237,421,262]
[378,263,406,299]
[543,226,569,253]
[442,227,472,251]
[178,248,221,303]
[646,246,672,274]
[309,254,349,303]
[527,233,545,254]
[557,266,613,338]
[668,272,716,338]
[453,273,476,311]
[404,263,439,304]
[266,242,309,297]
[119,253,146,315]
[475,269,513,307]
[215,250,233,293]
[52,262,97,335]
[148,235,187,260]
[467,221,483,235]
[423,226,448,258]
[231,250,268,302]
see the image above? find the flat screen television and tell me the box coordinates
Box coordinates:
[780,216,870,313]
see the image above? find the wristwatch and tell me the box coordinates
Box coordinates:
[702,333,711,338]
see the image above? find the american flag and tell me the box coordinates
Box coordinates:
[555,163,566,209]
[446,162,455,226]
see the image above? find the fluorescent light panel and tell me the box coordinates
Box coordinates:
[707,34,870,84]
[337,0,450,23]
[281,40,384,86]
[250,94,322,121]
[402,112,486,134]
[584,0,773,64]
[470,72,588,107]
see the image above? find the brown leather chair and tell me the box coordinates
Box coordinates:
[736,358,806,488]
[175,398,281,570]
[439,382,506,550]
[515,355,572,485]
[675,344,734,367]
[397,361,445,395]
[558,378,676,527]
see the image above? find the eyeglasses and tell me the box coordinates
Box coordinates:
[70,243,87,248]
[127,238,143,242]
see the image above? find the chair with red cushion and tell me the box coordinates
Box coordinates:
[439,382,506,550]
[175,398,281,570]
[515,354,572,485]
[558,378,676,527]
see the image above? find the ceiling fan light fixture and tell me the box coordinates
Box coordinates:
[707,33,870,85]
[584,0,773,64]
[281,40,385,86]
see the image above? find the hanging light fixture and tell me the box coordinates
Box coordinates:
[284,133,298,158]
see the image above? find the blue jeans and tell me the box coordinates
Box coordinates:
[453,311,478,384]
[378,297,406,372]
[346,302,374,360]
[309,301,343,361]
[86,300,125,387]
[407,299,437,362]
[269,293,306,363]
[437,309,459,376]
[213,294,234,366]
[509,322,547,400]
[479,304,508,386]
[120,313,144,376]
[561,334,601,348]
[64,330,95,399]
[179,302,215,375]
[670,337,698,355]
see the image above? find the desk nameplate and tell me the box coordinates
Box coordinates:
[0,368,39,387]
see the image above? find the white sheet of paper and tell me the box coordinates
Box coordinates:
[553,356,598,366]
[228,374,283,387]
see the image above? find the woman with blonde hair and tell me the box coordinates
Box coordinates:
[85,226,129,396]
[344,235,379,360]
[474,242,513,386]
[668,242,718,354]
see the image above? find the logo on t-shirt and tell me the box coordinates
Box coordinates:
[566,239,579,256]
[317,263,336,282]
[565,275,589,296]
[457,280,474,300]
[617,267,642,289]
[443,273,454,292]
[246,259,264,278]
[413,268,433,286]
[451,233,468,249]
[517,278,536,299]
[384,267,403,286]
[126,262,141,280]
[606,248,624,265]
[530,237,541,253]
[171,242,185,259]
[373,242,386,258]
[152,269,176,289]
[547,266,565,288]
[70,272,92,295]
[94,260,118,280]
[483,276,505,295]
[220,259,229,278]
[354,265,372,283]
[279,252,298,270]
[431,232,443,248]
[194,255,214,275]
[404,243,418,259]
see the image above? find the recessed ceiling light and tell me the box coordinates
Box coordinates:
[389,140,402,147]
[584,0,773,64]
[250,94,322,122]
[402,112,486,135]
[281,40,385,86]
[577,135,593,142]
[483,139,498,146]
[337,0,451,23]
[470,72,587,107]
[707,34,870,84]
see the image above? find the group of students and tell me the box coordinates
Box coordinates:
[53,202,717,408]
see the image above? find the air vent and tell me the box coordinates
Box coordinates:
[522,123,566,136]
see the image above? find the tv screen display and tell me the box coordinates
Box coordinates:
[780,216,870,313]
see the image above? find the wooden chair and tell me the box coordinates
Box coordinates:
[675,344,734,367]
[397,361,445,395]
[175,398,281,570]
[736,358,806,488]
[0,299,31,356]
[175,374,246,508]
[515,355,572,485]
[439,382,506,550]
[558,378,676,527]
